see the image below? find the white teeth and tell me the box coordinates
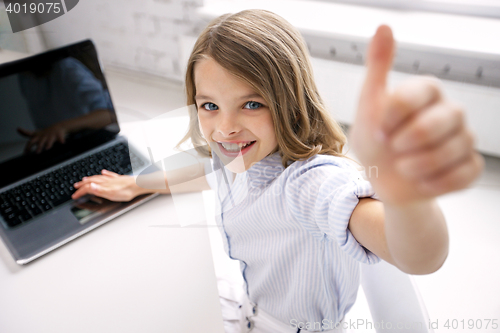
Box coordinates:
[220,141,253,152]
[221,142,240,151]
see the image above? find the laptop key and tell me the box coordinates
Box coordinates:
[19,211,32,222]
[29,205,43,217]
[39,198,50,207]
[5,216,22,227]
[3,206,15,215]
[40,204,52,212]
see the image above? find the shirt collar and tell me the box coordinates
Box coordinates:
[245,151,284,187]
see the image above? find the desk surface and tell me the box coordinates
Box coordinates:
[0,192,225,333]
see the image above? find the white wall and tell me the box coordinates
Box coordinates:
[37,0,203,81]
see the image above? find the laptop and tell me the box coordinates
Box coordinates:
[0,40,159,265]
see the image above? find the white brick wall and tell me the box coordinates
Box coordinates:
[38,0,204,81]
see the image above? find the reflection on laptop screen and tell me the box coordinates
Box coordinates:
[0,40,120,188]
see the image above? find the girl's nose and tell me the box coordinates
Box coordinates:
[217,113,241,137]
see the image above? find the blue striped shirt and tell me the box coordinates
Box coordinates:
[206,151,380,329]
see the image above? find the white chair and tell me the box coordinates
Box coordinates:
[359,260,434,333]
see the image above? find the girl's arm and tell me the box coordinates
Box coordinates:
[72,152,212,201]
[348,198,448,275]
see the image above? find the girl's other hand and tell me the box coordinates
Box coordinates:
[72,169,149,202]
[349,25,484,206]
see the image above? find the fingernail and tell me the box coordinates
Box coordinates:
[91,183,99,190]
[82,177,87,180]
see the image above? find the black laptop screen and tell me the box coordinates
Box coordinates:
[0,40,120,188]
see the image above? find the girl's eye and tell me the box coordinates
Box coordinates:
[244,101,262,110]
[201,103,218,111]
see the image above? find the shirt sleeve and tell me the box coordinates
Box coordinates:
[285,156,381,264]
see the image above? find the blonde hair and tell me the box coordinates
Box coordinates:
[179,9,347,168]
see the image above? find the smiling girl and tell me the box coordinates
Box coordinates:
[72,9,483,332]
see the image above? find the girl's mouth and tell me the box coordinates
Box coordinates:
[217,141,256,157]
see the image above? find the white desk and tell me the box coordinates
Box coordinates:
[0,192,225,333]
[0,49,225,333]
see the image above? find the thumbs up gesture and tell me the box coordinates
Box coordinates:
[349,25,484,206]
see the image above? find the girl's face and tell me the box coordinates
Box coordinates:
[194,57,278,173]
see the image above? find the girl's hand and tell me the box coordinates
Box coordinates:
[349,25,484,206]
[72,169,149,202]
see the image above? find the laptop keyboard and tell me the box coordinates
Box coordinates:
[0,142,145,229]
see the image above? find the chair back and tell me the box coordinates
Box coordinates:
[360,260,434,333]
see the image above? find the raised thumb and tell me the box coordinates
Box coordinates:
[361,25,395,99]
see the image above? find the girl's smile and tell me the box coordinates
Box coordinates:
[194,57,278,173]
[217,140,256,157]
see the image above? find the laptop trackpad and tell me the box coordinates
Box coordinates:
[71,196,122,225]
